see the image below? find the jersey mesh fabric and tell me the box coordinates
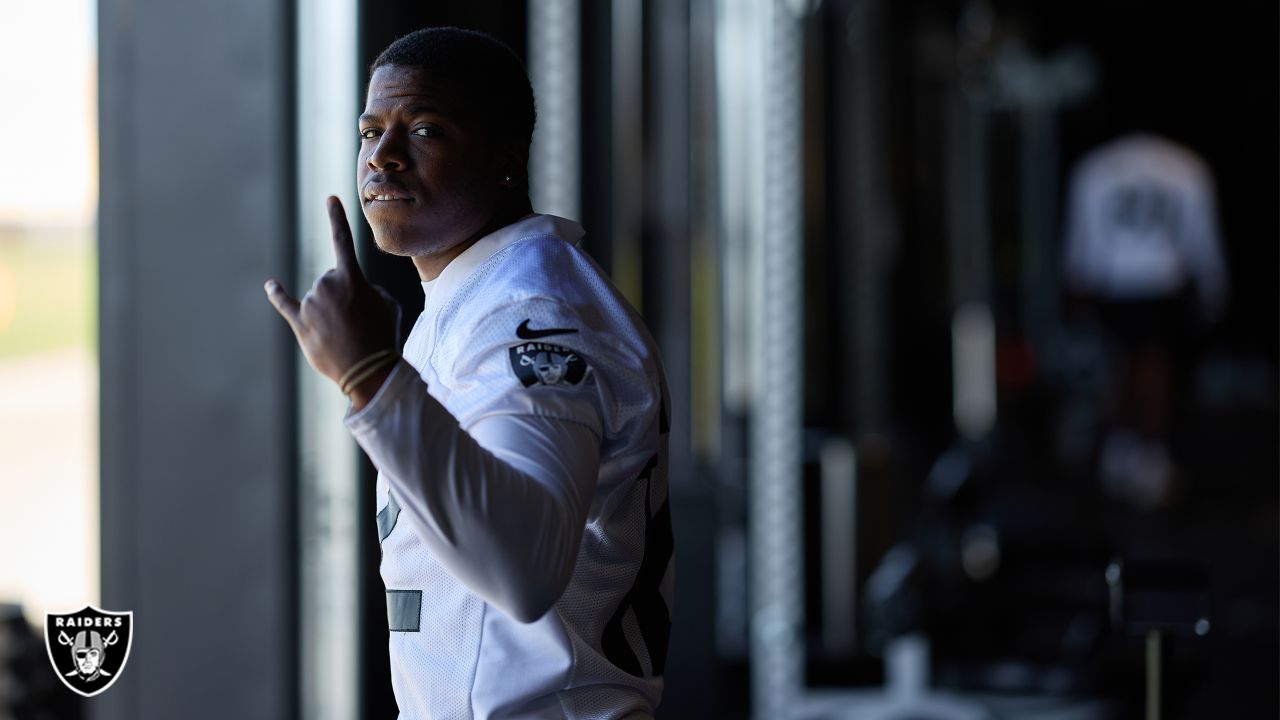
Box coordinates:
[551,469,668,719]
[382,513,488,718]
[375,217,672,719]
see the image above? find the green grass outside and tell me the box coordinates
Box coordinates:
[0,228,97,360]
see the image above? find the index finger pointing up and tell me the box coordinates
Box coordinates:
[327,195,361,274]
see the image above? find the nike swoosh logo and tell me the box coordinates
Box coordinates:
[516,319,579,340]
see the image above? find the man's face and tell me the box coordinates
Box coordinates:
[357,65,506,258]
[535,352,565,385]
[76,647,101,675]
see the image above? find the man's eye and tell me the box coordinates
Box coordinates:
[412,126,442,138]
[359,128,379,139]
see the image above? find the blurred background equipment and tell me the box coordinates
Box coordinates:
[0,604,85,720]
[1,0,1275,718]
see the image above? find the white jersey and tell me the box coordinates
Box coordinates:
[345,214,673,719]
[1063,133,1228,318]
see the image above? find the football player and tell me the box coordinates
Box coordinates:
[265,27,673,719]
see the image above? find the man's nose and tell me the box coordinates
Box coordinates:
[367,131,408,171]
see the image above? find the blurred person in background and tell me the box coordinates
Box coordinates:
[1062,132,1229,511]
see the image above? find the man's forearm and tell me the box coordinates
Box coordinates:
[345,361,601,622]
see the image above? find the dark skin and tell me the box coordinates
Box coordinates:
[265,65,533,411]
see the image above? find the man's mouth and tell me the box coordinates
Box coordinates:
[362,183,415,203]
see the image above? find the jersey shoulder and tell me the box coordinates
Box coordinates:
[440,231,643,354]
[433,233,664,440]
[465,232,614,309]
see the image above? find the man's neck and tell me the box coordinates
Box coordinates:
[411,197,534,281]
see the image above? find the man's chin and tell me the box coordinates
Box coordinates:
[372,238,414,256]
[372,224,465,259]
[370,229,425,257]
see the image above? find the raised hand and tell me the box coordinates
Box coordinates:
[265,196,400,390]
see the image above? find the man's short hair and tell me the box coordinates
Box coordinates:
[371,27,536,151]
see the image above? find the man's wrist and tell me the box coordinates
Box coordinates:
[347,361,396,413]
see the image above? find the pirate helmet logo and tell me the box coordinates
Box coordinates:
[44,605,133,697]
[509,342,588,388]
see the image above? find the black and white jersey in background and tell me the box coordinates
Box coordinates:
[1063,133,1229,320]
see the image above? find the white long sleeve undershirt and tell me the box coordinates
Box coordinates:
[345,358,602,623]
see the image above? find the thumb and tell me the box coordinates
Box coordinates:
[264,279,304,335]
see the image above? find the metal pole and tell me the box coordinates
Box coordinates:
[528,0,582,222]
[750,1,805,716]
[296,0,361,717]
[1145,630,1162,720]
[611,0,643,307]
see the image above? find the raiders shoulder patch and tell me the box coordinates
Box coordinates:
[509,342,588,387]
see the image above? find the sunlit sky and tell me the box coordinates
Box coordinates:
[0,0,97,227]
